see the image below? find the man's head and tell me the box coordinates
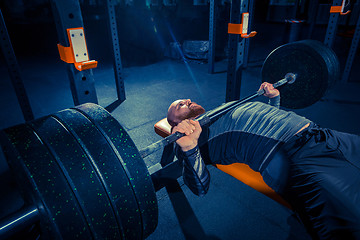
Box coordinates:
[167,99,205,127]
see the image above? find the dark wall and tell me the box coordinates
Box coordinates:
[0,0,230,67]
[83,1,230,67]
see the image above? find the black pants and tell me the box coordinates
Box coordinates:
[281,124,360,240]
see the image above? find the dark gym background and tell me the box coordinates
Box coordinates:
[0,0,359,239]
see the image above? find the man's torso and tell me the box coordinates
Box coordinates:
[199,101,311,172]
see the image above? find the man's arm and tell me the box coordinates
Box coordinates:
[268,95,280,108]
[259,82,280,108]
[175,145,210,196]
[172,120,210,196]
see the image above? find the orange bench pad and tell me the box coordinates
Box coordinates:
[215,163,291,208]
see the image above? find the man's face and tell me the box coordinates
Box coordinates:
[167,99,205,127]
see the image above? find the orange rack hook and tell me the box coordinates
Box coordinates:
[57,27,98,71]
[330,0,351,16]
[228,12,257,38]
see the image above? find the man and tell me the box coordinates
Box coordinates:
[167,82,360,239]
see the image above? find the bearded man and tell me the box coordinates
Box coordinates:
[166,82,360,239]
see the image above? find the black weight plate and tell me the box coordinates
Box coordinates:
[295,40,336,89]
[299,40,340,87]
[74,103,158,239]
[301,40,334,82]
[30,116,121,239]
[52,109,142,240]
[262,41,331,109]
[312,40,340,86]
[0,124,92,239]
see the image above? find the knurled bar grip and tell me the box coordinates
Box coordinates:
[139,74,294,159]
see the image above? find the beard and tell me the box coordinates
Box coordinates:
[184,104,205,119]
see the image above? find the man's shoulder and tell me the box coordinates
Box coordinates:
[231,101,280,117]
[234,101,270,109]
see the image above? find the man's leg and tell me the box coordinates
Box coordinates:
[282,128,360,239]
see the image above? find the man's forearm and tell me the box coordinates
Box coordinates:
[268,95,280,108]
[176,145,210,196]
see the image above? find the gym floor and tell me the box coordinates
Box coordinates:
[1,22,360,239]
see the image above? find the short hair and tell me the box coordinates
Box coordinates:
[167,105,178,127]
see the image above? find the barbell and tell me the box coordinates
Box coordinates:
[0,40,339,239]
[140,72,297,159]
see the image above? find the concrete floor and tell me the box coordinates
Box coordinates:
[1,23,360,239]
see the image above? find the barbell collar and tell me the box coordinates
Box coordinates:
[284,73,296,84]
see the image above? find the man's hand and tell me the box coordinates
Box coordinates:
[259,82,280,98]
[172,119,202,152]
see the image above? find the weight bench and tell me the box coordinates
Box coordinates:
[154,118,292,209]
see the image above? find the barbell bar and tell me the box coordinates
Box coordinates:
[0,40,340,239]
[139,72,297,159]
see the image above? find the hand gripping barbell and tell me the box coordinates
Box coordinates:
[0,40,339,240]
